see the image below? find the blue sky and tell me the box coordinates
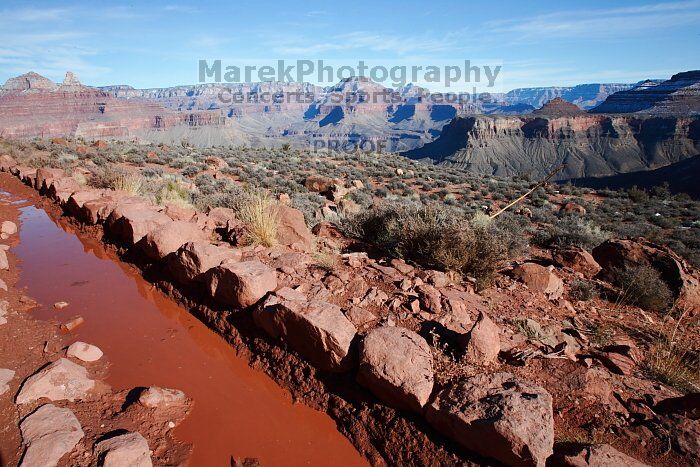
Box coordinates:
[1,0,699,92]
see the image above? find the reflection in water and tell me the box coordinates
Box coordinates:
[11,203,366,467]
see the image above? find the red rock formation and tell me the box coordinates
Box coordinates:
[0,72,222,139]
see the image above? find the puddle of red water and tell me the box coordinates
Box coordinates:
[11,202,367,467]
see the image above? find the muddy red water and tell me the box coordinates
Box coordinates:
[9,198,367,467]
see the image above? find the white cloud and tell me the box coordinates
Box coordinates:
[487,0,700,40]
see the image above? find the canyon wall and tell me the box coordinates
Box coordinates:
[403,113,700,180]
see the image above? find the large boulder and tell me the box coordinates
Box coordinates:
[0,155,17,172]
[107,202,171,246]
[64,189,108,220]
[141,220,207,260]
[207,260,277,308]
[553,247,601,279]
[35,168,65,192]
[254,288,356,372]
[167,241,241,284]
[16,358,95,404]
[559,444,649,467]
[593,239,700,314]
[94,432,153,467]
[47,177,81,202]
[304,175,334,193]
[80,195,121,225]
[20,404,84,467]
[276,205,313,251]
[426,372,554,467]
[512,263,564,299]
[357,326,434,413]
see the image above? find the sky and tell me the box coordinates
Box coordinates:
[0,0,699,92]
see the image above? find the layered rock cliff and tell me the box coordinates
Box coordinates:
[0,72,221,139]
[592,71,700,115]
[403,113,700,180]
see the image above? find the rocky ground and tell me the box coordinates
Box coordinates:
[0,184,193,466]
[0,141,698,466]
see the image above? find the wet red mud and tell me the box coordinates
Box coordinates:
[8,191,367,466]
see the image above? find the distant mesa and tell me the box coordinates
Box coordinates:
[591,69,700,115]
[531,97,584,117]
[1,71,58,93]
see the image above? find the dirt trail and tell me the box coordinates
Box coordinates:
[1,179,367,466]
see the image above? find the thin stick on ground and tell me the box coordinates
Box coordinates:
[490,163,567,219]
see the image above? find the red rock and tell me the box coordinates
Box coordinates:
[107,202,171,246]
[662,414,700,460]
[34,168,64,192]
[81,195,121,224]
[655,393,700,420]
[561,444,649,466]
[427,372,554,467]
[463,312,501,364]
[254,288,356,372]
[561,202,586,215]
[168,241,241,284]
[357,326,434,413]
[141,221,207,260]
[0,155,17,172]
[207,260,277,308]
[416,283,442,313]
[512,263,564,299]
[47,177,81,201]
[553,247,601,278]
[276,205,313,251]
[304,175,334,193]
[311,222,342,239]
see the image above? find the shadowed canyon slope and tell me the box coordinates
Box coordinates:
[404,72,700,180]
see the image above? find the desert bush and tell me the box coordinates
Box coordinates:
[611,265,673,312]
[154,178,192,208]
[534,215,610,250]
[88,166,129,190]
[342,202,526,289]
[569,279,598,302]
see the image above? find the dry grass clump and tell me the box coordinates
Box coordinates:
[646,309,700,393]
[111,173,144,195]
[238,191,280,247]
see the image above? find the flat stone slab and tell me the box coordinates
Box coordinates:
[20,404,84,467]
[16,358,95,404]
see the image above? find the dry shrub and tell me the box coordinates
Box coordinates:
[343,202,527,289]
[238,191,279,247]
[155,178,192,209]
[611,265,673,312]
